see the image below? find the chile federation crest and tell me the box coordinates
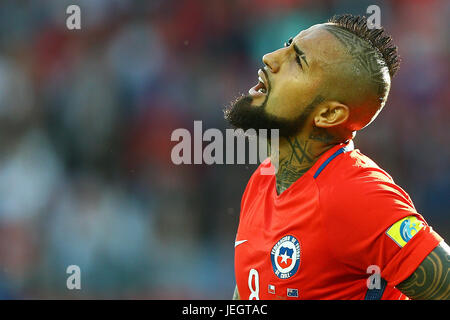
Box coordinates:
[270,235,301,279]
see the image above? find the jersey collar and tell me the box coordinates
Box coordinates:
[311,140,354,179]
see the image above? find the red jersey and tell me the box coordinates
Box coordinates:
[234,140,442,300]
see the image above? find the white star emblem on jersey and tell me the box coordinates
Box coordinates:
[279,252,289,264]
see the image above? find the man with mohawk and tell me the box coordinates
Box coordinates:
[225,14,449,300]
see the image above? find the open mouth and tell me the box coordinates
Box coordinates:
[249,69,268,97]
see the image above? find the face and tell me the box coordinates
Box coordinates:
[225,24,345,137]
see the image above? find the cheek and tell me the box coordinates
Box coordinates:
[265,81,315,119]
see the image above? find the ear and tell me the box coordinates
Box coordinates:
[313,101,349,128]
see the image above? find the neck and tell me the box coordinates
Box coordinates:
[271,127,339,195]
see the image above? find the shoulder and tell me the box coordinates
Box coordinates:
[316,148,394,186]
[317,148,411,202]
[313,148,436,269]
[316,148,418,229]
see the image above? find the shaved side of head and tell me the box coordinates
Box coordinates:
[319,15,400,131]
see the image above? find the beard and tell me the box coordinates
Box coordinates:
[223,94,315,139]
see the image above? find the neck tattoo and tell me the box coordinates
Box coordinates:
[274,129,337,195]
[275,137,315,195]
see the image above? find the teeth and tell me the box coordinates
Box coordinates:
[258,76,266,91]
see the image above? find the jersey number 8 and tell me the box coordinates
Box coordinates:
[248,268,260,300]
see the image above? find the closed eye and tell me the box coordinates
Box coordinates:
[284,37,307,70]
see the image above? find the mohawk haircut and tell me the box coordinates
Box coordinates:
[327,14,400,78]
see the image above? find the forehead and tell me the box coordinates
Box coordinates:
[291,23,348,65]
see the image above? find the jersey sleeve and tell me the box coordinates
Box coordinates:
[318,167,442,287]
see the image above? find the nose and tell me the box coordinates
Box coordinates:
[262,51,279,73]
[262,47,285,73]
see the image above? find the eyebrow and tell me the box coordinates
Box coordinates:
[286,38,309,67]
[293,43,309,67]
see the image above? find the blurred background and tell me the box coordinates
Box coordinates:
[0,0,448,299]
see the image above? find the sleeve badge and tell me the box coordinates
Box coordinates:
[386,215,424,247]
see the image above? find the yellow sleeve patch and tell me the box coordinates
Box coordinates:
[386,216,424,247]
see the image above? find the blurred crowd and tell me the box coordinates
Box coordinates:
[0,0,448,298]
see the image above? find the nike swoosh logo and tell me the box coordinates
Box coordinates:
[235,240,248,247]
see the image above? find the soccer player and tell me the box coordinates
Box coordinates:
[224,14,449,300]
